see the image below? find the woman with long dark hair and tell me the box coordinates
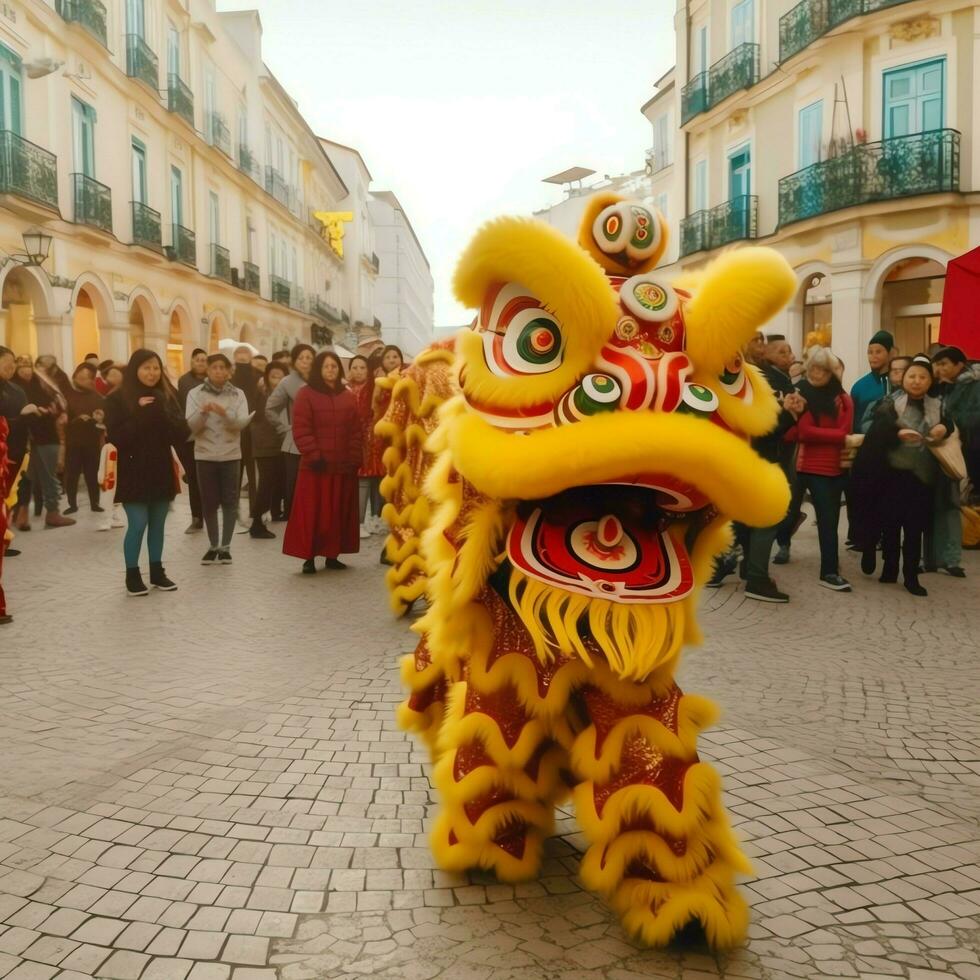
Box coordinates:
[787,345,854,592]
[64,362,105,515]
[11,357,72,529]
[250,360,289,536]
[283,351,362,573]
[347,355,383,538]
[104,349,188,596]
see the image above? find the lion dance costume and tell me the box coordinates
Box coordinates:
[381,194,795,946]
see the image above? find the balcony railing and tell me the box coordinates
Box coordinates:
[264,166,289,208]
[708,43,760,110]
[0,131,58,210]
[779,0,915,63]
[167,74,194,128]
[168,223,196,267]
[131,201,162,251]
[125,34,158,93]
[311,296,341,323]
[238,145,260,182]
[56,0,107,47]
[271,274,291,306]
[207,112,231,157]
[779,129,960,227]
[210,243,231,282]
[289,285,306,312]
[680,196,757,256]
[681,72,709,125]
[72,173,112,233]
[243,260,260,295]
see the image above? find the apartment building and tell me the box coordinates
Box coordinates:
[0,0,348,374]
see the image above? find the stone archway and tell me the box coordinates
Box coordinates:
[0,263,53,357]
[127,292,162,358]
[71,274,115,365]
[879,257,948,356]
[207,310,232,352]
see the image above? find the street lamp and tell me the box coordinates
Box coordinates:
[20,226,52,267]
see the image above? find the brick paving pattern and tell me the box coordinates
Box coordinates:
[0,501,978,979]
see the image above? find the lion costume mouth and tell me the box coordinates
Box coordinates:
[507,480,714,604]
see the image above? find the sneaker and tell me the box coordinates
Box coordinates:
[91,504,105,513]
[96,522,111,532]
[201,549,220,565]
[249,524,276,540]
[745,578,789,603]
[302,558,317,574]
[125,568,148,597]
[820,574,852,592]
[706,556,735,588]
[149,562,178,591]
[772,545,790,565]
[325,558,347,570]
[185,518,204,534]
[111,507,125,528]
[939,566,966,578]
[905,579,928,597]
[359,524,371,540]
[218,550,233,564]
[64,506,79,515]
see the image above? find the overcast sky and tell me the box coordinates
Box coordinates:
[215,0,675,326]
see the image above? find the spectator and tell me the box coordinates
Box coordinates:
[744,330,766,368]
[788,345,854,592]
[252,354,268,373]
[95,359,115,395]
[0,412,10,622]
[859,355,948,597]
[63,363,105,515]
[100,362,124,394]
[232,345,261,529]
[928,345,980,576]
[35,354,73,400]
[850,330,894,430]
[83,353,99,367]
[347,355,385,538]
[249,360,288,538]
[264,342,314,517]
[11,357,73,529]
[176,348,208,533]
[283,351,362,573]
[271,349,290,365]
[789,359,804,384]
[104,349,186,596]
[0,346,27,561]
[186,353,250,566]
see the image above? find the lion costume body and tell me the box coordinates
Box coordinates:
[380,194,795,947]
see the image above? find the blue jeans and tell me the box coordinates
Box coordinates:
[797,473,846,578]
[122,501,169,569]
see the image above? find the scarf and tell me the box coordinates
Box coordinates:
[202,379,231,396]
[797,377,844,425]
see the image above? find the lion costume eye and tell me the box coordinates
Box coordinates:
[718,354,748,396]
[620,275,679,324]
[554,373,623,425]
[480,283,566,378]
[592,203,662,264]
[678,382,720,416]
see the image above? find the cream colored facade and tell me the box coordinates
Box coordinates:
[0,0,349,378]
[669,0,980,383]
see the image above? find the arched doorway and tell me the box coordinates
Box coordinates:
[879,257,946,355]
[73,287,102,365]
[802,272,832,349]
[1,265,50,357]
[207,310,231,352]
[167,311,184,377]
[128,298,150,355]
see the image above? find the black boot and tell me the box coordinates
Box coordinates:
[149,562,178,591]
[126,568,148,597]
[302,559,317,574]
[904,577,927,597]
[249,520,275,539]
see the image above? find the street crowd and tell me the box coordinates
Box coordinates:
[0,329,978,623]
[0,340,406,619]
[711,330,980,601]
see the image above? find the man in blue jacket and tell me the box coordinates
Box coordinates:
[850,329,895,431]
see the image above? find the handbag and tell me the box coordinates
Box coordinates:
[928,428,967,482]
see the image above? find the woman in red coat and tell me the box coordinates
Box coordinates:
[283,351,362,573]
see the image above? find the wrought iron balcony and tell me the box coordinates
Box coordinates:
[271,274,291,306]
[779,0,915,63]
[709,194,758,248]
[210,243,231,283]
[311,296,341,323]
[125,34,158,93]
[264,166,289,208]
[56,0,107,47]
[0,131,58,210]
[168,223,196,267]
[167,74,194,128]
[72,173,112,233]
[131,201,162,251]
[238,145,260,182]
[289,286,306,312]
[207,112,231,157]
[779,129,960,227]
[707,43,759,111]
[680,210,709,257]
[243,260,260,295]
[681,72,709,125]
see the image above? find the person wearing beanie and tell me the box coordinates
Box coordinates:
[850,329,895,431]
[177,348,208,533]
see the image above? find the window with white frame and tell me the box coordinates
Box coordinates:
[651,113,671,172]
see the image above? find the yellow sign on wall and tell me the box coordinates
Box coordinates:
[313,211,353,258]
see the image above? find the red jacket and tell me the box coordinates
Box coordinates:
[292,385,362,474]
[787,393,854,476]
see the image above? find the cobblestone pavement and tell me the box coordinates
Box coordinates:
[1,500,979,980]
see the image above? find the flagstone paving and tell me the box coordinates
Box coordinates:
[0,502,978,979]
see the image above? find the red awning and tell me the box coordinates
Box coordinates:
[939,245,980,358]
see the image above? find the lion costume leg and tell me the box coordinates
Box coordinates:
[570,668,751,948]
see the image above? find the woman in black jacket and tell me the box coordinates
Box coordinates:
[64,363,105,514]
[104,349,188,596]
